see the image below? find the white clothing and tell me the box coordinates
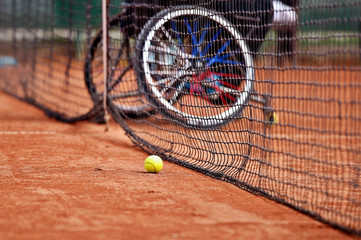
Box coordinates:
[273,0,297,24]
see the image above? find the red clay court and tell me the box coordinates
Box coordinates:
[1,0,361,239]
[0,90,358,240]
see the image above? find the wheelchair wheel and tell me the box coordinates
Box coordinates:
[135,6,254,128]
[84,13,151,119]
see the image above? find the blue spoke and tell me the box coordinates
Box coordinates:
[198,22,209,57]
[198,23,209,45]
[171,21,182,46]
[219,53,243,64]
[217,60,243,65]
[184,17,197,56]
[206,40,230,67]
[184,17,193,36]
[193,21,198,56]
[194,21,198,36]
[206,56,217,67]
[219,53,233,59]
[207,41,231,67]
[217,40,230,56]
[206,56,243,66]
[183,82,190,91]
[202,29,221,57]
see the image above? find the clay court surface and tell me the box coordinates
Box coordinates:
[0,90,359,240]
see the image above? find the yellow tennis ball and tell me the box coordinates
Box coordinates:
[144,155,163,173]
[267,112,279,127]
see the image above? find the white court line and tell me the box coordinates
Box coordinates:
[271,134,361,139]
[0,131,56,135]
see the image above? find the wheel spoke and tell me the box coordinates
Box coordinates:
[160,77,178,95]
[149,39,194,61]
[169,81,186,105]
[171,21,182,46]
[198,22,209,57]
[207,56,244,66]
[213,72,244,80]
[108,64,132,91]
[160,26,175,45]
[149,69,178,77]
[184,17,198,56]
[215,52,244,65]
[154,76,175,87]
[206,40,230,67]
[207,83,241,95]
[159,70,190,95]
[201,28,221,57]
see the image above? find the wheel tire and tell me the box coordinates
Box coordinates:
[135,5,254,128]
[84,13,151,119]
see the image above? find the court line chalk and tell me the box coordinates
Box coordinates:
[0,131,56,135]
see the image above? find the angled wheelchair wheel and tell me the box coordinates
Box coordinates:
[135,6,254,128]
[84,13,152,119]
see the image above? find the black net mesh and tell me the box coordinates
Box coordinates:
[0,0,106,121]
[0,0,360,235]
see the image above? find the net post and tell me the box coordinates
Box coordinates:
[102,0,110,131]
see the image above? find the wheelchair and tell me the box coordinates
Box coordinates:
[84,0,278,127]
